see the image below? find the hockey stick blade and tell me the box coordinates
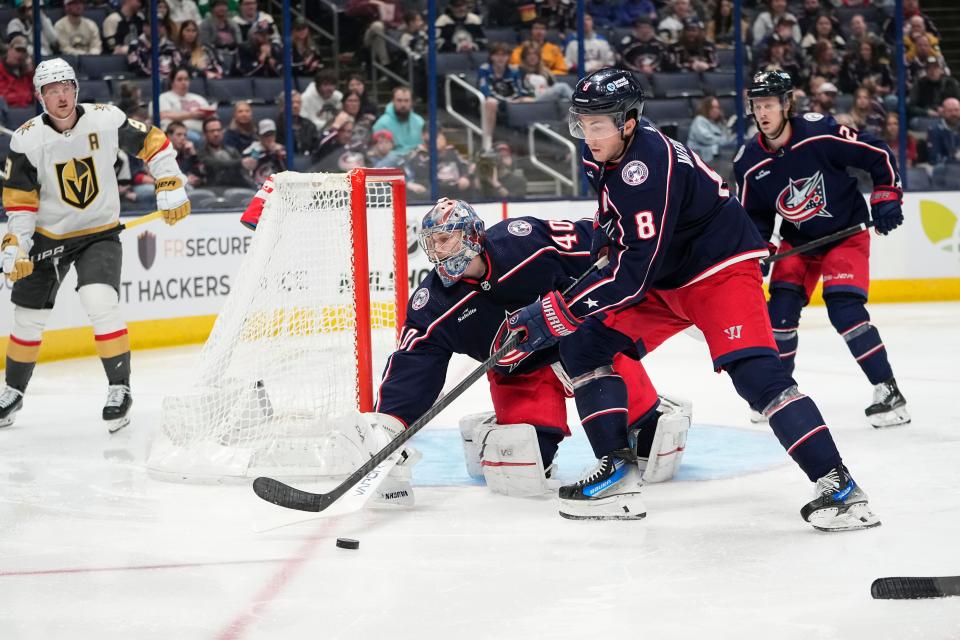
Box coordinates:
[762,222,874,266]
[871,576,960,600]
[251,256,609,513]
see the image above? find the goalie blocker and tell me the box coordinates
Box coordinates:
[460,394,691,497]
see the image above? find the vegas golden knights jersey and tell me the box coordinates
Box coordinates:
[2,103,183,252]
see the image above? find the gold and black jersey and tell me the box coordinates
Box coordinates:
[2,103,182,248]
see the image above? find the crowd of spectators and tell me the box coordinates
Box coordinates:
[1,0,958,198]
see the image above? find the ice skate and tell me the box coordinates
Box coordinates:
[103,384,132,434]
[749,409,767,423]
[865,378,910,428]
[801,465,881,532]
[0,386,24,428]
[558,449,646,520]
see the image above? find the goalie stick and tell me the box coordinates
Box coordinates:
[871,576,960,600]
[762,221,875,266]
[252,256,611,513]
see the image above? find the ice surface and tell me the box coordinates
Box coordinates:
[0,303,958,639]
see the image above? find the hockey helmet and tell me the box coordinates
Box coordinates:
[418,198,485,287]
[568,68,645,139]
[33,58,79,117]
[746,70,793,113]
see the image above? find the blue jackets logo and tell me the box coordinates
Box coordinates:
[775,171,833,225]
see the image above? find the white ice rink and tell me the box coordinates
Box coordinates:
[1,302,958,639]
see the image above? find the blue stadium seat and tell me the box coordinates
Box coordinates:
[250,104,278,124]
[206,78,256,104]
[701,71,736,97]
[85,7,108,26]
[909,116,938,133]
[216,104,235,124]
[111,77,155,100]
[79,79,112,104]
[715,95,739,118]
[716,48,736,70]
[252,77,285,103]
[642,98,692,124]
[653,72,704,99]
[77,55,130,78]
[44,53,78,70]
[436,52,474,76]
[906,167,932,190]
[504,101,559,129]
[485,26,520,46]
[7,107,37,129]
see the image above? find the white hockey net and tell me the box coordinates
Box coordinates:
[148,170,407,481]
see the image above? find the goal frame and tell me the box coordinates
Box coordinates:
[349,167,408,412]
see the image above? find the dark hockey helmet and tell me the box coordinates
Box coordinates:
[568,68,645,139]
[746,70,793,112]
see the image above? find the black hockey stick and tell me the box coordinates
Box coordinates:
[29,210,164,264]
[762,221,875,266]
[871,576,960,600]
[252,256,610,513]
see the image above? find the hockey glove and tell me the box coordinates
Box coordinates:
[1,234,33,282]
[155,176,191,226]
[507,290,581,353]
[590,222,613,263]
[870,186,903,236]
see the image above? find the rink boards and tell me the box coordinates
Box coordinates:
[1,192,959,366]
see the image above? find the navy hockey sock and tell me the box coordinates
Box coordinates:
[574,374,630,457]
[827,295,893,385]
[768,289,804,377]
[728,355,842,481]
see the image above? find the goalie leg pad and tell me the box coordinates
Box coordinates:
[460,411,495,479]
[630,394,692,483]
[479,423,551,497]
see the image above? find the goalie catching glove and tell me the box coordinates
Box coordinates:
[1,234,34,282]
[155,176,191,226]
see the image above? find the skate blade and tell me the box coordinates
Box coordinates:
[0,411,19,429]
[107,417,131,434]
[868,406,911,429]
[559,492,647,521]
[809,503,881,532]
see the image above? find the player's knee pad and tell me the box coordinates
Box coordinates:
[767,288,804,343]
[727,355,797,413]
[824,293,871,339]
[78,283,125,335]
[11,306,52,343]
[459,412,553,497]
[629,394,691,483]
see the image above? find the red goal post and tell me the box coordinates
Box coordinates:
[349,167,408,412]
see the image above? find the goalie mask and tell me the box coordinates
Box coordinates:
[33,58,80,121]
[418,198,485,287]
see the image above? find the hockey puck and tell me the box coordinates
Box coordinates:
[336,537,359,550]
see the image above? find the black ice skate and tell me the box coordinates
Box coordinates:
[801,465,881,532]
[103,384,132,433]
[865,377,910,428]
[0,386,24,428]
[558,449,646,520]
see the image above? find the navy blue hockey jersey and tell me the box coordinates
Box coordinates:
[567,119,768,318]
[733,113,901,246]
[375,216,593,427]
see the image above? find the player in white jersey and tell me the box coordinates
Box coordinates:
[0,58,191,432]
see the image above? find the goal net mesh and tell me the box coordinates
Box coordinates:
[148,171,403,481]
